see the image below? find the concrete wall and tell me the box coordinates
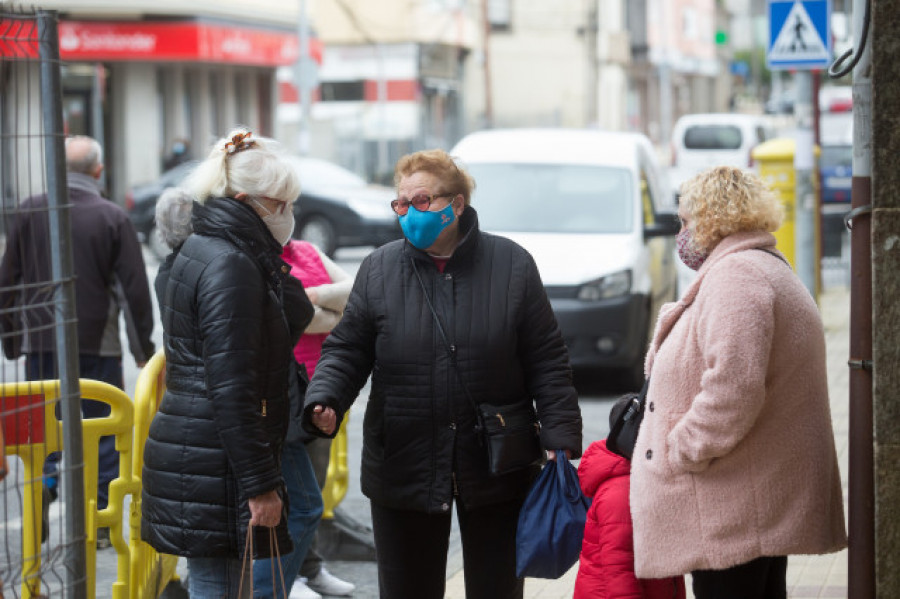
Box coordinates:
[872,0,900,595]
[462,0,592,131]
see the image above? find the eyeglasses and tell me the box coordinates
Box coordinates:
[390,193,454,216]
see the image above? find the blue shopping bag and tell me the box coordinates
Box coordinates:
[515,450,591,579]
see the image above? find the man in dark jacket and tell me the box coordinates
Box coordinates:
[0,135,156,525]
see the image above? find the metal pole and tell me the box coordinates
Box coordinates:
[812,69,822,292]
[91,63,106,191]
[481,0,493,128]
[297,0,311,155]
[37,11,87,599]
[658,0,672,147]
[375,43,388,179]
[793,71,816,296]
[847,0,874,592]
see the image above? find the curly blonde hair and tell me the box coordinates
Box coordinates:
[394,149,475,205]
[680,166,784,252]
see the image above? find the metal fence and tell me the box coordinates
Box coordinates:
[1,8,89,598]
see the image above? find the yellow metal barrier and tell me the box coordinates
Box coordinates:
[130,350,180,599]
[1,379,136,599]
[2,351,351,597]
[321,418,349,520]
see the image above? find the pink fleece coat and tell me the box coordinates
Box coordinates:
[630,231,847,579]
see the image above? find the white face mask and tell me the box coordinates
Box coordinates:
[251,198,295,246]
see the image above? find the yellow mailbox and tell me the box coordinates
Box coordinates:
[752,138,821,293]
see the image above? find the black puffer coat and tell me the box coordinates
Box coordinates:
[142,197,313,558]
[303,207,582,514]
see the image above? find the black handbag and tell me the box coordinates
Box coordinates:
[412,259,543,477]
[606,378,649,460]
[477,401,543,476]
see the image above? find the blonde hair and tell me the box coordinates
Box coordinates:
[394,149,475,205]
[184,127,301,205]
[679,166,784,252]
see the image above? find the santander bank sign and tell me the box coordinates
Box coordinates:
[54,21,318,67]
[59,25,157,55]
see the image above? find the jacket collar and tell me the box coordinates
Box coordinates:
[679,231,779,307]
[648,230,779,365]
[66,172,103,196]
[192,196,290,284]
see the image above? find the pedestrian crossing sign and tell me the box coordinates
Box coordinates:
[767,0,832,70]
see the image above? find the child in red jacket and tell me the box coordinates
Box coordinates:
[574,438,686,599]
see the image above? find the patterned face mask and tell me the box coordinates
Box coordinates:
[676,228,709,271]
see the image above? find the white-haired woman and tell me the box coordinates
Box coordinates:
[630,166,847,598]
[141,129,316,599]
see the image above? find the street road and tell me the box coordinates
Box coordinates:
[1,244,620,599]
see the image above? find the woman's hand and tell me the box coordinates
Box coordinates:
[546,449,573,462]
[312,404,337,435]
[248,489,282,528]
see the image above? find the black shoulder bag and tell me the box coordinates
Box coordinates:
[411,259,543,476]
[606,378,649,460]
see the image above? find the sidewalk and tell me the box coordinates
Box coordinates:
[445,285,850,599]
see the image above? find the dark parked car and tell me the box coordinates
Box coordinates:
[126,156,401,259]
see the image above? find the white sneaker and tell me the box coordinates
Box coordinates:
[289,578,322,599]
[305,567,356,596]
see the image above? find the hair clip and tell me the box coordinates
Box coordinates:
[224,131,256,155]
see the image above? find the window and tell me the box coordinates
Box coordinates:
[683,125,743,150]
[319,80,365,102]
[466,163,634,234]
[488,0,511,31]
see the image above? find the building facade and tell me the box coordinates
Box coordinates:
[2,1,312,204]
[277,0,477,182]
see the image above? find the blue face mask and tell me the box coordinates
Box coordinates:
[399,202,456,249]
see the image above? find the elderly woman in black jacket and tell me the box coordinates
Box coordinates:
[141,129,314,599]
[304,149,582,599]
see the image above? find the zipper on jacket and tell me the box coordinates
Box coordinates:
[261,399,267,417]
[452,471,459,496]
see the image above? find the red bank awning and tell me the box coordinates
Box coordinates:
[1,18,323,67]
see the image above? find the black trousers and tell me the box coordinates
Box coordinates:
[370,497,525,599]
[692,555,788,599]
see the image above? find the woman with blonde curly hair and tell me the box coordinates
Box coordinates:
[630,166,847,598]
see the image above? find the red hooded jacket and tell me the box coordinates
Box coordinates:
[574,440,685,599]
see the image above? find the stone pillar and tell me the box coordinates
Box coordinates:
[188,68,214,153]
[161,65,188,151]
[219,67,238,133]
[872,0,900,596]
[108,63,160,202]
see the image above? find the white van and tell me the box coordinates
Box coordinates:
[669,113,774,200]
[450,129,679,387]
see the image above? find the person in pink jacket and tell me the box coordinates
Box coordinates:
[630,166,847,598]
[575,438,685,599]
[278,239,356,599]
